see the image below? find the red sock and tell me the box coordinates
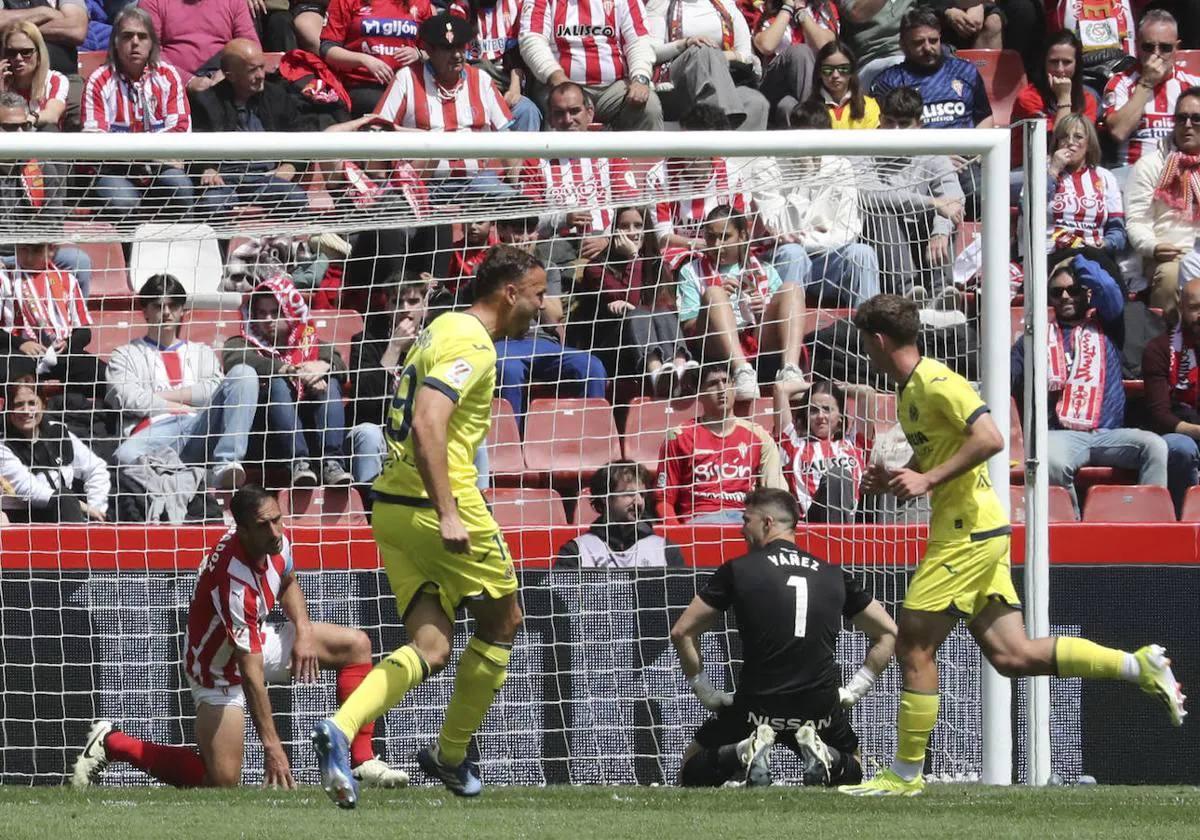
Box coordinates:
[338,663,376,766]
[104,731,207,787]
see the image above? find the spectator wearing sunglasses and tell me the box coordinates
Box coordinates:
[0,22,67,130]
[1011,256,1168,515]
[808,39,878,129]
[1125,86,1200,322]
[1101,10,1200,169]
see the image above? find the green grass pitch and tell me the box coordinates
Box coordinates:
[3,785,1198,840]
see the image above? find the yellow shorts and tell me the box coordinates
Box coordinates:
[903,533,1021,621]
[372,489,517,621]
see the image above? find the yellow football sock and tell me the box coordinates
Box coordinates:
[1055,636,1125,680]
[332,645,428,739]
[895,690,940,768]
[438,637,510,767]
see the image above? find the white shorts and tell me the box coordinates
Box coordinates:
[188,623,296,709]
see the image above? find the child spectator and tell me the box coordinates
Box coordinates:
[808,39,879,129]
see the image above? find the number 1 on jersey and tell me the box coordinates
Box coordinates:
[786,576,808,638]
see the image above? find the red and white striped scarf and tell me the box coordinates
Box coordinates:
[241,274,320,396]
[692,253,773,297]
[15,267,81,345]
[1169,323,1200,408]
[1046,319,1105,430]
[1153,151,1200,223]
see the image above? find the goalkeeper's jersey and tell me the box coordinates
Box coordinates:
[374,311,496,499]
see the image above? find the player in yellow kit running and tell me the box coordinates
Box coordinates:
[312,244,546,807]
[839,295,1186,797]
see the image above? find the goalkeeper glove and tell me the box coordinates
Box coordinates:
[689,673,734,710]
[838,667,876,707]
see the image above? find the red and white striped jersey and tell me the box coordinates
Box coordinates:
[376,62,512,180]
[1102,67,1200,167]
[522,0,651,86]
[469,0,522,62]
[778,425,864,514]
[185,530,293,689]
[648,157,748,241]
[0,267,91,345]
[519,156,640,232]
[1048,165,1123,252]
[753,2,838,60]
[15,69,69,114]
[81,62,191,133]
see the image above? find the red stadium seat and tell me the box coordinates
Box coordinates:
[86,310,147,359]
[78,50,105,81]
[956,49,1028,127]
[485,487,568,528]
[622,397,699,474]
[1081,485,1175,523]
[574,488,600,526]
[179,308,241,349]
[1177,50,1200,78]
[802,307,851,337]
[1010,485,1077,523]
[279,487,368,526]
[488,399,526,487]
[311,310,363,368]
[1179,486,1200,522]
[523,398,621,486]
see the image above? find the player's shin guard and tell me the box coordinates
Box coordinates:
[337,662,377,766]
[1055,637,1126,680]
[438,637,510,767]
[894,690,939,779]
[679,745,745,787]
[104,731,207,787]
[332,645,429,743]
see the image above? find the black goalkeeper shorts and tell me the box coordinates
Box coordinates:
[692,688,859,756]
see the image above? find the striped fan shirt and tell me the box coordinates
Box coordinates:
[469,0,522,62]
[522,0,650,86]
[648,157,747,242]
[1102,67,1200,167]
[0,267,91,345]
[778,426,864,515]
[754,2,838,60]
[13,70,70,116]
[376,61,512,180]
[185,530,293,689]
[520,156,640,233]
[81,62,191,133]
[1047,165,1123,252]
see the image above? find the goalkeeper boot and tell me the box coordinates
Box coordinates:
[353,756,410,789]
[795,722,833,786]
[311,719,359,809]
[417,744,482,797]
[737,724,776,787]
[71,720,113,789]
[839,768,925,797]
[1135,645,1187,726]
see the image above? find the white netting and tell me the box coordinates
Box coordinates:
[0,132,1008,786]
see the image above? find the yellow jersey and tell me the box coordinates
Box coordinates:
[897,357,1009,543]
[828,95,881,130]
[374,312,496,499]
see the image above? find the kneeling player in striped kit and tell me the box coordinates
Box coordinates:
[72,486,406,790]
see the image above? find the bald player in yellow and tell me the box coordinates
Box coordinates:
[312,244,546,807]
[839,294,1186,797]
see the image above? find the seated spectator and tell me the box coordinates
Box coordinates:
[657,361,785,524]
[247,0,296,53]
[81,7,195,219]
[557,459,685,568]
[375,13,516,202]
[747,101,880,306]
[752,0,836,124]
[676,205,808,401]
[1012,257,1167,513]
[189,39,309,219]
[221,274,352,487]
[1046,0,1133,99]
[461,0,542,131]
[0,22,67,130]
[519,0,663,130]
[0,241,104,401]
[931,0,1002,52]
[858,87,964,300]
[0,377,110,523]
[808,39,879,129]
[1101,10,1199,170]
[107,274,259,490]
[870,6,992,217]
[1011,30,1098,167]
[0,0,86,129]
[645,0,768,130]
[1146,277,1200,513]
[292,0,327,54]
[493,213,608,426]
[138,0,260,93]
[571,206,681,392]
[436,220,496,310]
[1044,114,1127,289]
[1125,86,1200,321]
[319,0,432,115]
[774,377,865,522]
[837,0,912,89]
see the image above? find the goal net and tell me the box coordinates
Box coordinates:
[0,129,1019,787]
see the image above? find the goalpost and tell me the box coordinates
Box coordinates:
[0,127,1040,787]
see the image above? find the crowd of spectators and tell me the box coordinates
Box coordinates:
[0,0,1198,533]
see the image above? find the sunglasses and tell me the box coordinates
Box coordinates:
[1050,285,1086,298]
[0,121,26,131]
[3,47,34,60]
[1177,112,1200,126]
[1140,41,1175,54]
[821,64,852,76]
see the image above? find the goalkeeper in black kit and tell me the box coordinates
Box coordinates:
[670,488,897,787]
